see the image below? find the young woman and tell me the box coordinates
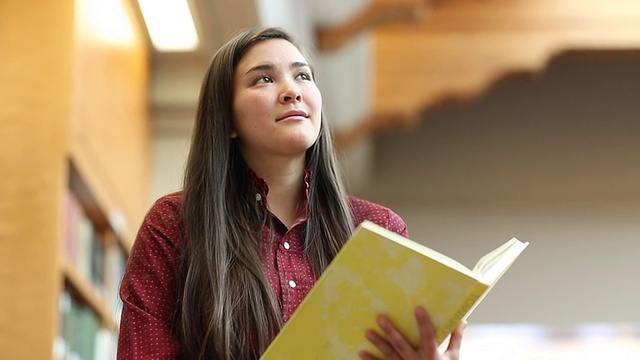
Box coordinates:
[117,27,465,360]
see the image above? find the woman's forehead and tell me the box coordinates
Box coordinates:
[237,39,308,71]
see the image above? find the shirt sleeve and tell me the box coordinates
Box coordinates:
[348,196,410,238]
[117,196,184,359]
[385,207,409,238]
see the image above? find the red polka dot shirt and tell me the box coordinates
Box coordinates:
[117,189,408,359]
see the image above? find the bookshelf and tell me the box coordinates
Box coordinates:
[0,0,151,358]
[60,255,117,332]
[56,160,128,359]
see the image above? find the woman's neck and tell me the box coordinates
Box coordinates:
[245,154,307,228]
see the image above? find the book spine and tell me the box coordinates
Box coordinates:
[436,284,487,344]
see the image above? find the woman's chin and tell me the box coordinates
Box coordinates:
[282,134,318,151]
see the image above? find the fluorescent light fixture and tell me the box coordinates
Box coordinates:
[80,0,135,46]
[137,0,199,51]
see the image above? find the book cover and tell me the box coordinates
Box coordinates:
[260,221,528,359]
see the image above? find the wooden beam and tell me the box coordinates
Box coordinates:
[333,108,419,150]
[315,0,429,52]
[332,0,640,150]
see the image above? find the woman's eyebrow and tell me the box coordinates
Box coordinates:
[291,61,310,69]
[245,62,310,75]
[245,63,273,74]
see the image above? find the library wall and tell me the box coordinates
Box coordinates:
[365,52,640,327]
[152,127,191,201]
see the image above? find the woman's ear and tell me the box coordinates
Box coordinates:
[230,130,238,138]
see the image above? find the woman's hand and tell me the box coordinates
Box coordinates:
[358,307,466,360]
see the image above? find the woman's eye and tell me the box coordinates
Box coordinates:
[296,72,312,81]
[255,75,273,84]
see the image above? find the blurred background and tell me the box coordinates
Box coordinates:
[1,0,639,359]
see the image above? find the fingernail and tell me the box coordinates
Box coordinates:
[365,330,375,341]
[377,316,388,328]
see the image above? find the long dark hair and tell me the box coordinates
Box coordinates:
[178,27,354,359]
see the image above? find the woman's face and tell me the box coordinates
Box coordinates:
[232,39,322,162]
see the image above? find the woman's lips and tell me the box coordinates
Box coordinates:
[277,110,308,121]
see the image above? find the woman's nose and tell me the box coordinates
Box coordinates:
[279,84,302,103]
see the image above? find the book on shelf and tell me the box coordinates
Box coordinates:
[57,290,111,360]
[62,189,106,296]
[260,220,529,360]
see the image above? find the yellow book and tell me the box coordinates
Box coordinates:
[260,220,529,359]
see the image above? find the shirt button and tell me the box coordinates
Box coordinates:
[255,193,262,201]
[288,280,297,288]
[283,242,290,250]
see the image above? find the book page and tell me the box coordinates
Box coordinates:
[472,238,529,285]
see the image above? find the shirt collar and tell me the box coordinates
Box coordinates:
[247,167,312,216]
[248,168,269,203]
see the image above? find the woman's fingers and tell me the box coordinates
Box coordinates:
[445,321,466,357]
[377,315,416,358]
[358,346,379,360]
[362,308,467,360]
[361,328,400,360]
[415,306,438,355]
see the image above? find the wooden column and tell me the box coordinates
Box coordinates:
[0,0,74,358]
[0,0,150,357]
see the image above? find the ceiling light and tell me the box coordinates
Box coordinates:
[137,0,199,52]
[80,0,134,46]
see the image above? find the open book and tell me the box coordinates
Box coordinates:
[260,221,529,359]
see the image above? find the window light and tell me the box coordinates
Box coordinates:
[137,0,199,52]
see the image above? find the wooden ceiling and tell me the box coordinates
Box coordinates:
[325,0,640,148]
